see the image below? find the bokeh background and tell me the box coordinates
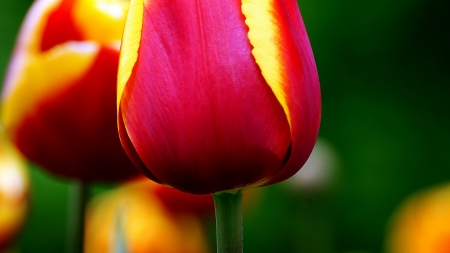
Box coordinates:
[1,0,449,252]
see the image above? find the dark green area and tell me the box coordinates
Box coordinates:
[1,0,449,252]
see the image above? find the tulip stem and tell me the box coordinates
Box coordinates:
[212,191,243,253]
[67,180,89,253]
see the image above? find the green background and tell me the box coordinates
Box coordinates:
[1,0,449,252]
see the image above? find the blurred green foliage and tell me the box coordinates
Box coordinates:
[0,0,449,252]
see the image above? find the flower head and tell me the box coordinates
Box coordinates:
[117,0,321,194]
[1,0,138,181]
[386,183,450,253]
[84,182,210,253]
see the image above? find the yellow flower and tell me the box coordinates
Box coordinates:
[0,134,29,250]
[386,183,450,253]
[84,182,211,253]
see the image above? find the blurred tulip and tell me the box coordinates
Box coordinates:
[0,0,139,181]
[125,177,215,216]
[124,176,261,217]
[84,183,210,253]
[386,183,450,253]
[0,134,29,251]
[117,0,321,194]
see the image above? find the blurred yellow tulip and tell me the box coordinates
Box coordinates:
[0,134,29,251]
[386,183,450,253]
[84,182,211,253]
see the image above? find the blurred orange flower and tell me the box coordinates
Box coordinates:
[84,182,211,253]
[123,177,216,217]
[121,177,261,218]
[0,134,29,250]
[0,0,138,181]
[386,183,450,253]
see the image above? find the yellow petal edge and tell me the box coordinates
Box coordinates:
[241,0,292,130]
[117,0,144,110]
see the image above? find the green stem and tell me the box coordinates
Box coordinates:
[212,191,243,253]
[66,180,89,253]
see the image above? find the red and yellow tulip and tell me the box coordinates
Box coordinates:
[0,134,29,250]
[117,0,321,194]
[1,0,139,181]
[84,182,210,253]
[386,183,450,253]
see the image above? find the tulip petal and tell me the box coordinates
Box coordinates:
[9,47,138,181]
[2,0,63,99]
[119,0,291,194]
[73,0,129,45]
[118,109,163,184]
[1,42,99,132]
[117,0,144,110]
[242,0,292,127]
[242,0,321,184]
[40,0,83,51]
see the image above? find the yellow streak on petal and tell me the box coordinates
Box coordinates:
[1,43,99,132]
[117,0,144,110]
[241,0,291,130]
[73,0,129,45]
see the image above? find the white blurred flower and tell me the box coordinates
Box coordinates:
[285,138,339,192]
[0,133,29,251]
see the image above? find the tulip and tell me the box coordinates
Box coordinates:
[117,0,320,251]
[386,183,450,253]
[117,0,321,195]
[1,0,138,181]
[0,133,29,251]
[84,183,210,253]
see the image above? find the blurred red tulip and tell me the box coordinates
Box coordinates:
[0,134,29,250]
[117,0,321,194]
[1,0,139,181]
[386,183,450,253]
[84,182,211,253]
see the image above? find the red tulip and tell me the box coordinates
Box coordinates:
[1,0,139,181]
[117,0,321,194]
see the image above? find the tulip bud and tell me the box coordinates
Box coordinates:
[1,0,138,181]
[386,183,450,253]
[84,183,210,253]
[117,0,321,194]
[0,133,29,251]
